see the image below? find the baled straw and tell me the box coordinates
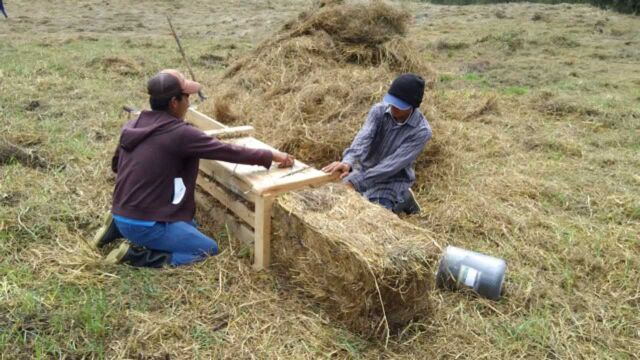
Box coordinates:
[271,184,441,339]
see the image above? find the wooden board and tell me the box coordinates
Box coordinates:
[224,215,254,247]
[204,126,254,139]
[258,172,339,196]
[213,137,336,196]
[196,176,255,228]
[199,161,256,202]
[194,191,254,247]
[186,107,226,130]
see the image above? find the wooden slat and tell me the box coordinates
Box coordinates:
[221,212,254,247]
[253,195,274,270]
[204,126,254,139]
[208,137,331,192]
[186,107,226,130]
[206,137,279,184]
[194,191,254,247]
[257,172,339,196]
[196,176,255,228]
[199,161,256,202]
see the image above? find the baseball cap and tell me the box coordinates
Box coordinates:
[383,93,412,110]
[383,73,425,110]
[147,69,201,98]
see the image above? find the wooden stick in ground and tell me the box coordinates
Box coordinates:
[167,16,207,101]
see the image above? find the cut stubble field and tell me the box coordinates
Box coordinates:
[0,0,639,358]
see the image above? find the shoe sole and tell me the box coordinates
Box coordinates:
[105,242,130,264]
[91,212,114,249]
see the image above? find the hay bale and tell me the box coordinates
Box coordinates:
[271,184,441,337]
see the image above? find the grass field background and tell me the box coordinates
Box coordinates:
[1,0,639,358]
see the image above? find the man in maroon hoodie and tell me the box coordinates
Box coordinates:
[92,69,294,267]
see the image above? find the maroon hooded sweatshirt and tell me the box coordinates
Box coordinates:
[111,110,272,222]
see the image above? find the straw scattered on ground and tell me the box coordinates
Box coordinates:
[1,0,639,358]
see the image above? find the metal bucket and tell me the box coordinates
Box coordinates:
[436,246,507,300]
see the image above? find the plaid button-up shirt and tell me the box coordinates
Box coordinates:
[343,103,432,203]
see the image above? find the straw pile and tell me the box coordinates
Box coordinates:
[197,0,441,338]
[199,0,433,166]
[271,184,441,338]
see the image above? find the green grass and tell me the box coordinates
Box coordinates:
[1,283,111,356]
[438,73,455,83]
[1,0,639,358]
[462,72,482,81]
[502,86,529,96]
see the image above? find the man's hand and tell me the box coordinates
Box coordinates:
[272,150,295,168]
[322,161,351,179]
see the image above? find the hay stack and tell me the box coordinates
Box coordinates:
[198,1,441,337]
[271,185,441,337]
[200,0,433,166]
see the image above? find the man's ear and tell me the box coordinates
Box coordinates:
[168,96,179,110]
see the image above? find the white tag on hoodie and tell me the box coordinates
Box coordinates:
[172,177,186,205]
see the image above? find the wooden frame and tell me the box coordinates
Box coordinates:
[186,107,337,270]
[196,176,255,228]
[203,126,254,139]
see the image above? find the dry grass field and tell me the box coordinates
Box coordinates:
[1,0,639,358]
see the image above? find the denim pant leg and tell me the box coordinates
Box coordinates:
[368,197,395,211]
[115,220,218,266]
[163,221,218,266]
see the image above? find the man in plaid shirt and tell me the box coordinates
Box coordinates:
[323,74,431,215]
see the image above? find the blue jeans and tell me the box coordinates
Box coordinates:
[369,197,395,211]
[114,220,218,266]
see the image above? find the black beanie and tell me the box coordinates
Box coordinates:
[388,73,425,108]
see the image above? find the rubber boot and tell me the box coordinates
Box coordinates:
[106,242,172,268]
[91,212,123,249]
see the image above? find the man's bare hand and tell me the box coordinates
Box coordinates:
[322,161,351,179]
[272,151,295,168]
